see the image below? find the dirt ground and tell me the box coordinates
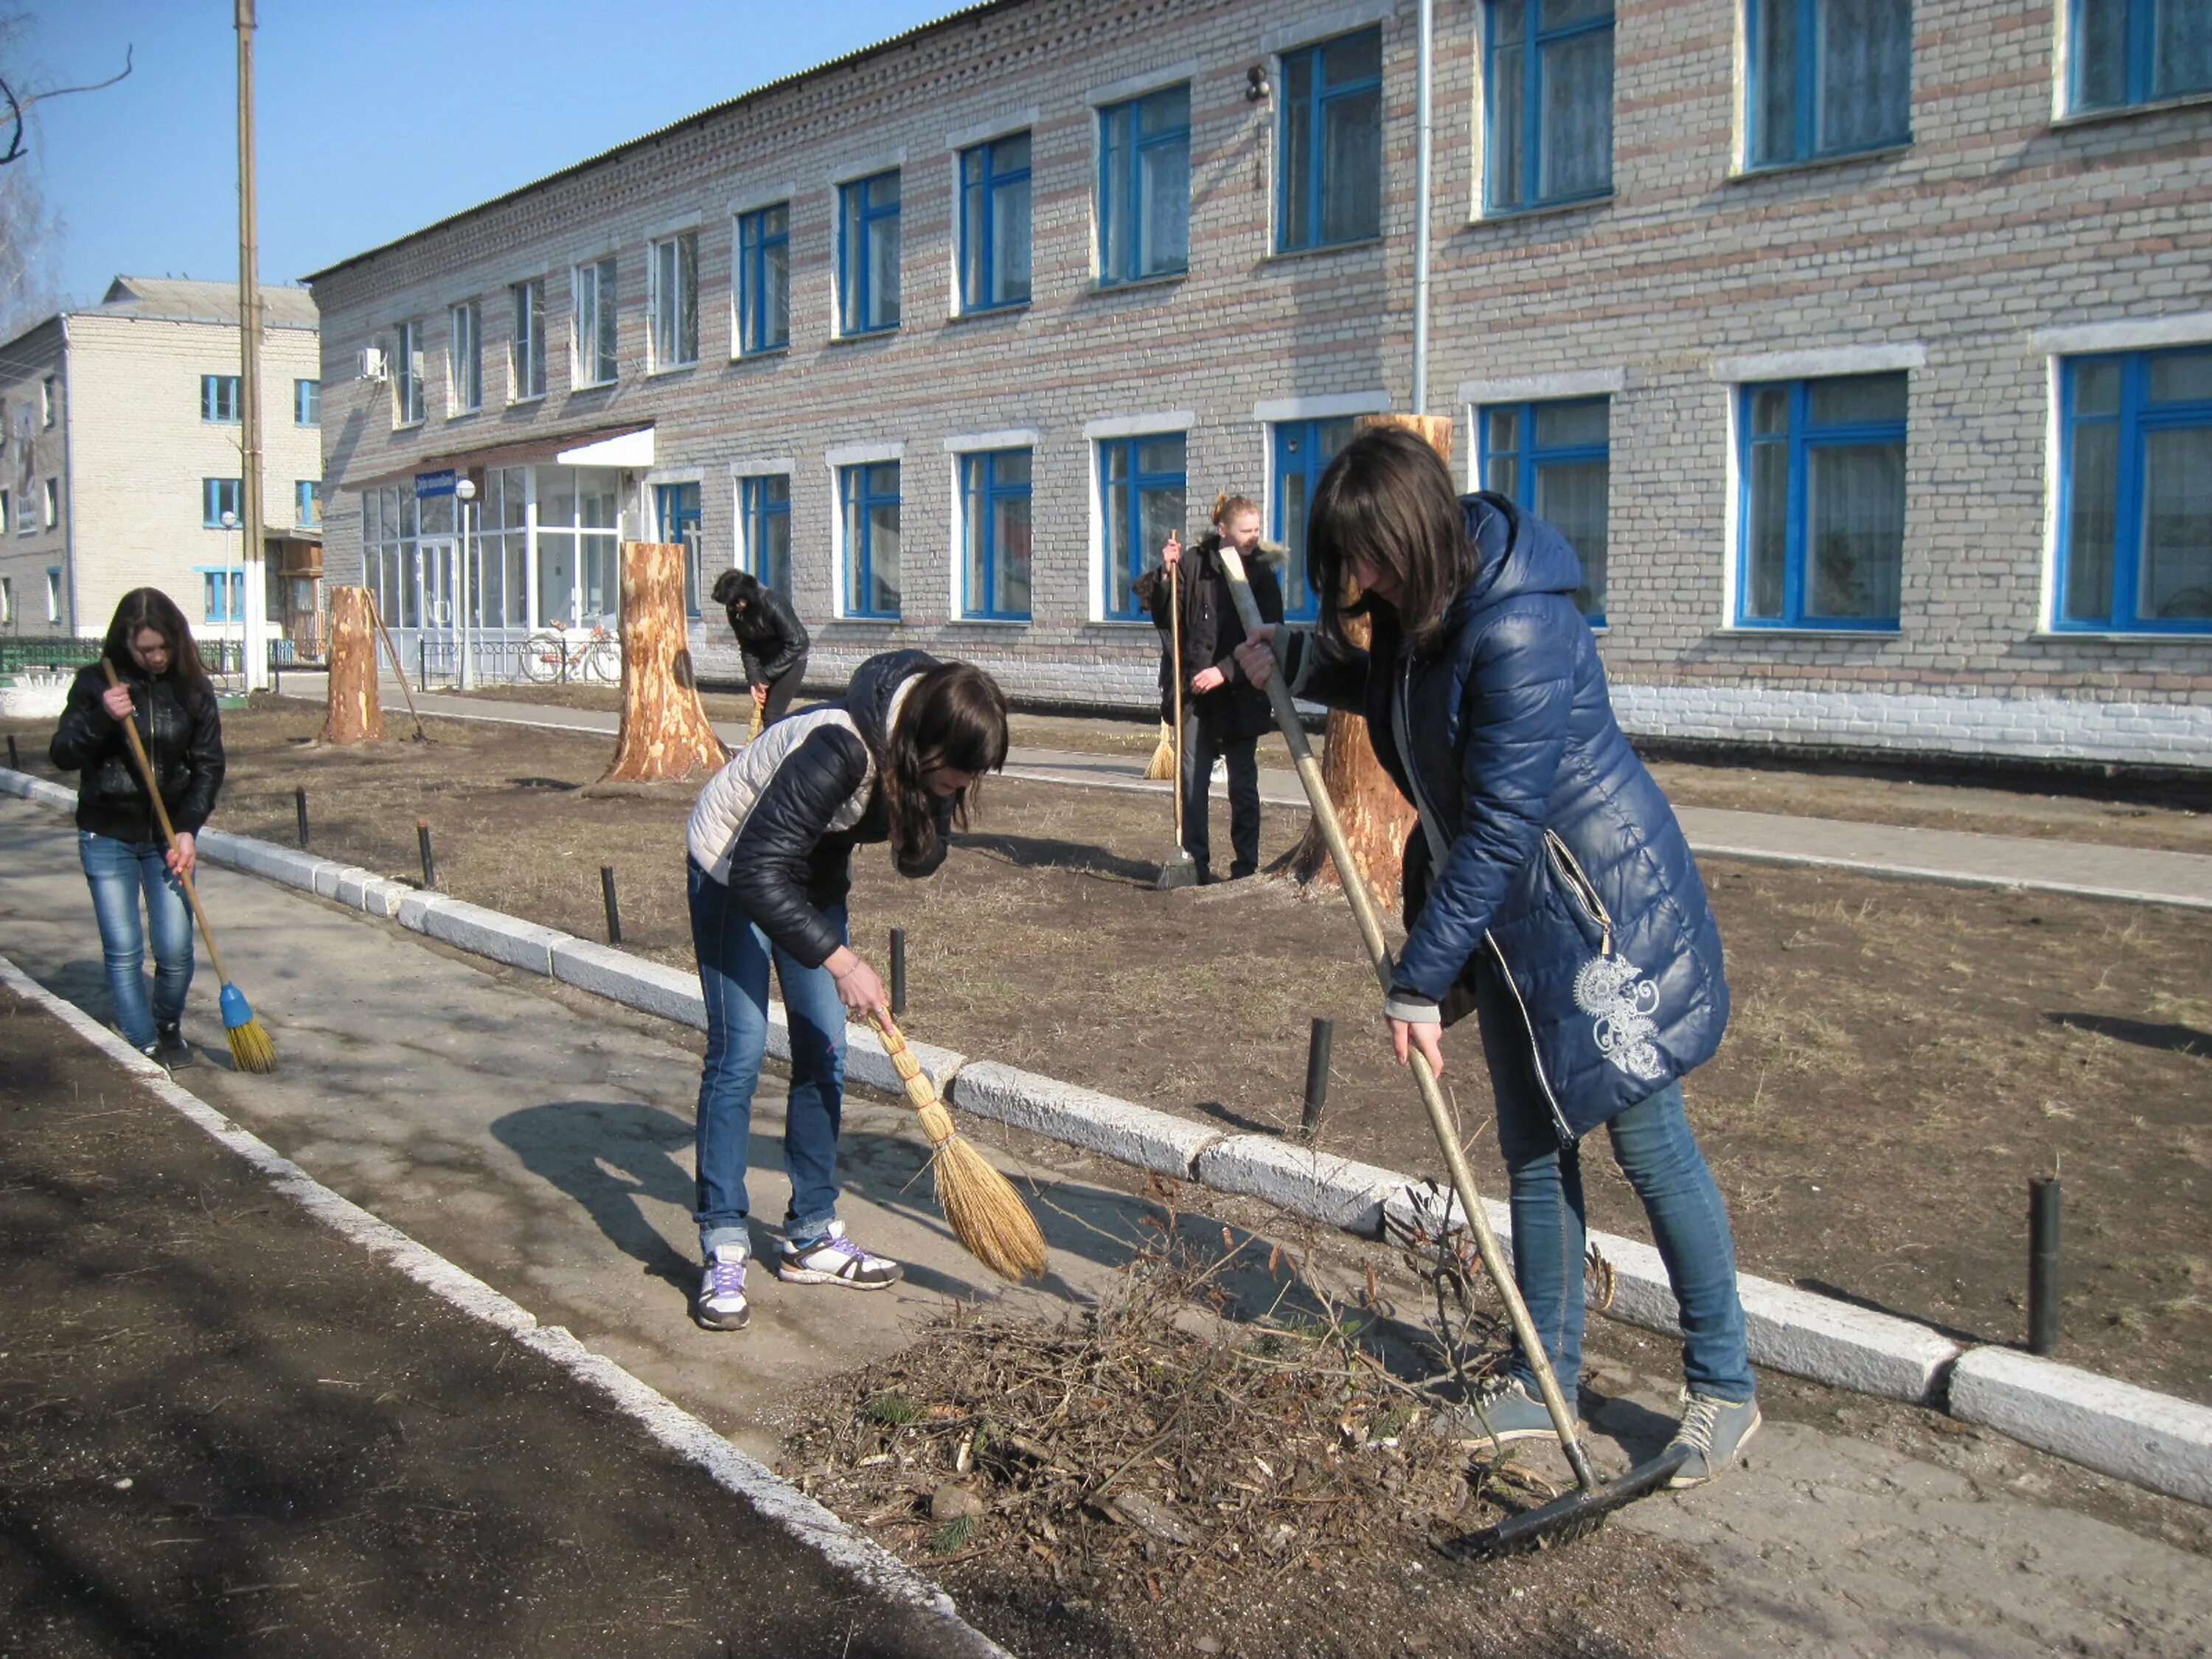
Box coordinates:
[9,702,2210,1410]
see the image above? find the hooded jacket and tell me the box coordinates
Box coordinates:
[1133,534,1285,742]
[1281,493,1729,1141]
[684,650,953,966]
[50,658,226,843]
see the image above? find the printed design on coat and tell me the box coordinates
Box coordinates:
[1572,954,1666,1082]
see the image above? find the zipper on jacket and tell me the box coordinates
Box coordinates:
[1543,830,1613,956]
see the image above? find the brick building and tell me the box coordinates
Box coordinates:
[305,0,2211,768]
[0,277,325,652]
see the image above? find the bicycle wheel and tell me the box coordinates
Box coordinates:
[519,630,563,684]
[585,639,622,684]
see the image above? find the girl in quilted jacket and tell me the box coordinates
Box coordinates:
[680,650,1007,1332]
[49,588,226,1069]
[1234,427,1759,1486]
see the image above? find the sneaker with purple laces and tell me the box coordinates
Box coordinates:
[775,1220,902,1289]
[693,1247,751,1331]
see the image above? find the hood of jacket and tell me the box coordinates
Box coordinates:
[841,648,940,757]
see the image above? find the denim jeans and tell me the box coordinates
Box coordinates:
[1180,722,1262,878]
[687,855,848,1261]
[79,831,195,1051]
[1475,959,1755,1404]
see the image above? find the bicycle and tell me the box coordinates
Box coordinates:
[519,619,622,685]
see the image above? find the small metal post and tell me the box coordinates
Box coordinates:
[7,734,18,771]
[601,865,623,946]
[1301,1017,1335,1138]
[294,786,310,849]
[2028,1175,2062,1356]
[417,818,437,890]
[889,926,907,1017]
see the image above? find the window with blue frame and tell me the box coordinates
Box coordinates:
[294,378,319,425]
[201,375,240,422]
[1481,398,1610,620]
[1737,372,1907,629]
[1099,84,1191,285]
[838,171,902,336]
[1099,434,1188,619]
[2056,347,2212,632]
[741,474,792,595]
[960,133,1032,313]
[840,462,902,616]
[1271,417,1358,618]
[1484,0,1614,212]
[737,204,790,354]
[2070,0,2212,113]
[1279,29,1383,251]
[656,481,703,615]
[198,566,246,623]
[1747,0,1911,169]
[961,450,1033,620]
[202,476,243,527]
[296,479,321,527]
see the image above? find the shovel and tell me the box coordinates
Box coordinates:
[1214,543,1688,1557]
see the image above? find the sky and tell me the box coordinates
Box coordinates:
[16,1,966,307]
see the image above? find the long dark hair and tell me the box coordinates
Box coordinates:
[882,662,1009,874]
[712,567,762,630]
[1307,427,1474,654]
[100,588,211,690]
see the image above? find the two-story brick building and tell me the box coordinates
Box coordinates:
[305,0,2212,769]
[0,276,326,654]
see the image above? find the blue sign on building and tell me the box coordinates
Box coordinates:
[414,469,457,498]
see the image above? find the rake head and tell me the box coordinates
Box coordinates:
[1441,1444,1691,1562]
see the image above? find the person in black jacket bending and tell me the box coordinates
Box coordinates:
[49,588,226,1068]
[680,650,1009,1331]
[712,568,810,728]
[1134,493,1284,883]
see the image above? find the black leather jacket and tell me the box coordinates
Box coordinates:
[728,588,810,684]
[1134,536,1284,740]
[50,658,226,843]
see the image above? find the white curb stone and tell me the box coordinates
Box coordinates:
[26,776,73,812]
[396,888,455,933]
[220,835,335,893]
[1194,1136,1408,1235]
[0,767,29,798]
[551,939,707,1029]
[950,1061,1219,1177]
[195,826,248,864]
[1950,1347,2212,1506]
[334,866,408,918]
[418,898,568,977]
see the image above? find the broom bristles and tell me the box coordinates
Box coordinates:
[1141,720,1176,780]
[224,1015,277,1074]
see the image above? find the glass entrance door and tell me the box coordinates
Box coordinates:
[657,482,703,616]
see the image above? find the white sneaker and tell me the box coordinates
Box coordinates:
[693,1247,751,1331]
[775,1220,903,1289]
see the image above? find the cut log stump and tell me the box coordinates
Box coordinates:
[601,541,728,784]
[319,585,386,745]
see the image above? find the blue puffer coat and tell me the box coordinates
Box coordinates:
[1287,493,1729,1141]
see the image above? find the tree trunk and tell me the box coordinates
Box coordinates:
[319,585,385,744]
[1277,414,1455,914]
[602,541,728,783]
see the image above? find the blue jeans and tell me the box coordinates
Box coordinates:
[687,855,848,1261]
[79,831,195,1051]
[1475,961,1755,1404]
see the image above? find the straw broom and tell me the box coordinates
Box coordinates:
[101,661,276,1073]
[870,1010,1046,1281]
[1141,720,1175,779]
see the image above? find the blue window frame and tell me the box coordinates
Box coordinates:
[202,476,243,528]
[1279,29,1384,251]
[1746,0,1911,169]
[201,374,240,422]
[1484,0,1614,212]
[296,479,321,527]
[1099,434,1188,619]
[961,450,1033,620]
[741,474,792,596]
[1736,372,1907,630]
[197,566,246,623]
[737,204,790,354]
[1099,85,1190,285]
[294,378,319,425]
[960,133,1032,313]
[656,481,703,616]
[2056,347,2212,633]
[1270,417,1359,619]
[837,171,902,336]
[839,462,901,617]
[1481,398,1611,621]
[2070,0,2212,113]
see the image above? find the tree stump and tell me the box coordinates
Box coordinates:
[1276,414,1453,914]
[319,585,386,745]
[601,541,729,783]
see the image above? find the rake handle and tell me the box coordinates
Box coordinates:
[99,660,237,988]
[1167,559,1184,846]
[366,594,428,738]
[1214,546,1599,1495]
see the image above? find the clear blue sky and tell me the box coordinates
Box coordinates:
[21,1,965,305]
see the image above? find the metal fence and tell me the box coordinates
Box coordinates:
[2,635,318,683]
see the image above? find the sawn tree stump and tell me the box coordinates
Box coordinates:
[319,585,386,745]
[601,541,728,784]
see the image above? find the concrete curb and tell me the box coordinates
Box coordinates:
[552,936,707,1029]
[1195,1135,1407,1236]
[1950,1347,2212,1507]
[950,1060,1222,1177]
[417,897,570,977]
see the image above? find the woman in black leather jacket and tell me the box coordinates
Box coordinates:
[711,568,810,728]
[678,650,1008,1332]
[49,588,226,1068]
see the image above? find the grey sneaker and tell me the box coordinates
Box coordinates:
[693,1248,751,1332]
[775,1220,902,1289]
[1429,1377,1571,1449]
[155,1024,196,1070]
[1667,1390,1760,1487]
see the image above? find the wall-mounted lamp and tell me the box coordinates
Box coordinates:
[1245,64,1270,102]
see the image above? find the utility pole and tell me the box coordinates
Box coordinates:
[235,0,268,692]
[1411,0,1433,417]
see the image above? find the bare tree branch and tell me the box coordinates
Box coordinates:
[1,44,133,165]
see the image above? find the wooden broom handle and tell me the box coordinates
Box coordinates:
[100,659,235,987]
[869,1011,954,1142]
[1168,559,1184,844]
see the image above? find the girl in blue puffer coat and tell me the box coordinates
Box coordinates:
[1236,426,1759,1486]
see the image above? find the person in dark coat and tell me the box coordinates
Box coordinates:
[680,650,1009,1331]
[712,568,811,727]
[1235,427,1757,1486]
[49,588,226,1068]
[1132,493,1284,882]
